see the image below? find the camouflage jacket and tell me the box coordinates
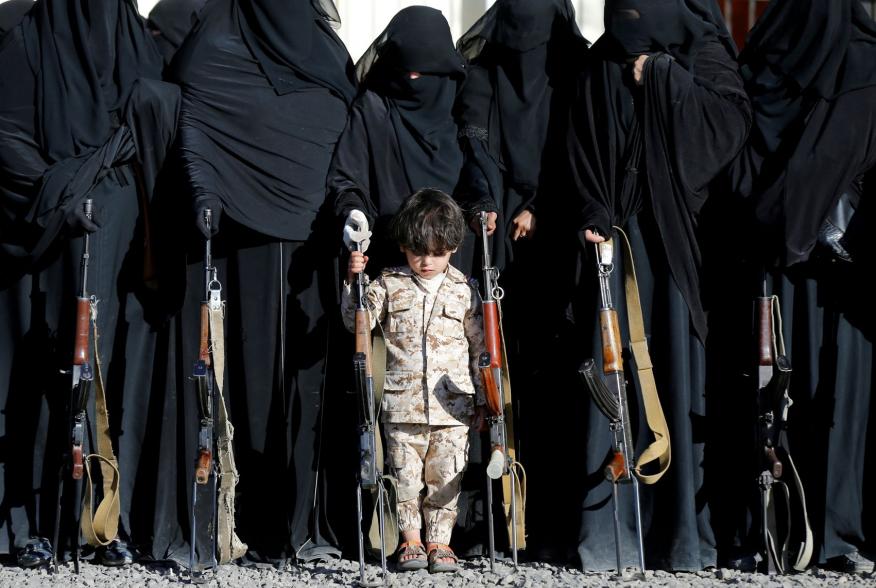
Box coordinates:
[342,265,486,426]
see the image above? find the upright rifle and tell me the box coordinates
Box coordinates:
[190,208,219,579]
[477,212,524,570]
[53,199,95,574]
[352,242,387,587]
[753,290,812,574]
[579,238,646,575]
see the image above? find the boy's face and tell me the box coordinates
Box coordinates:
[401,247,455,280]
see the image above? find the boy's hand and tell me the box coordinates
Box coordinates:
[347,251,368,284]
[474,405,489,433]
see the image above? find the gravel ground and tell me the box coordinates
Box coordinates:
[1,558,875,588]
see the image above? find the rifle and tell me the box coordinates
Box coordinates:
[753,290,812,574]
[352,242,387,587]
[190,208,219,579]
[579,238,646,575]
[477,212,524,570]
[52,199,95,574]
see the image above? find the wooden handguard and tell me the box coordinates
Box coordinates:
[482,302,501,369]
[196,449,212,485]
[72,446,84,480]
[604,451,626,483]
[73,297,90,366]
[599,308,623,374]
[354,309,372,377]
[480,361,502,417]
[755,297,773,367]
[199,303,211,367]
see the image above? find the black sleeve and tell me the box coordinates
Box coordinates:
[326,97,374,223]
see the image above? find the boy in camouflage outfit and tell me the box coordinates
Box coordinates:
[343,189,486,573]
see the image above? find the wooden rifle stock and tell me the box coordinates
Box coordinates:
[756,297,774,368]
[199,303,211,367]
[599,308,624,374]
[73,297,90,366]
[195,448,212,485]
[482,302,502,415]
[479,353,501,417]
[354,309,372,378]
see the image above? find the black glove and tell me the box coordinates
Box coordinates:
[66,201,100,234]
[194,196,222,238]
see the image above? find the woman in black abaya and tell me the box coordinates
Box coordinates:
[166,0,356,564]
[566,0,750,570]
[723,0,876,572]
[326,6,481,556]
[454,0,589,561]
[0,0,178,566]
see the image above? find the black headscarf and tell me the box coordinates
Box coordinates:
[604,0,736,68]
[740,0,876,154]
[0,0,31,37]
[357,6,465,194]
[23,0,163,162]
[147,0,207,61]
[237,0,356,103]
[457,0,584,191]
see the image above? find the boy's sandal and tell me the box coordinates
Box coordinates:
[396,540,428,571]
[427,543,458,573]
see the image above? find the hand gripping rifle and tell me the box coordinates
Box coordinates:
[190,209,220,579]
[578,238,646,575]
[753,292,812,574]
[52,199,96,573]
[477,212,525,570]
[352,242,388,587]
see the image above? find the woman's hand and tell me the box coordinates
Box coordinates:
[512,210,536,241]
[632,55,649,86]
[469,211,497,236]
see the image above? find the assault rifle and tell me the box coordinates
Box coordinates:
[477,212,524,570]
[753,291,812,574]
[579,238,645,575]
[352,242,387,587]
[190,208,219,579]
[52,199,96,574]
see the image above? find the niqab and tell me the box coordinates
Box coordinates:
[457,0,584,190]
[358,6,464,194]
[0,0,31,37]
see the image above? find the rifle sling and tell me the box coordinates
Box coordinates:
[209,303,248,563]
[81,300,121,547]
[615,227,671,485]
[497,301,527,550]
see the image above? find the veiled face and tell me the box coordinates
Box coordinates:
[606,0,685,58]
[495,0,560,51]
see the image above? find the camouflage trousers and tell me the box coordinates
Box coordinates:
[384,423,470,545]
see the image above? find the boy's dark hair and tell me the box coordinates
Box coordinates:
[390,189,465,254]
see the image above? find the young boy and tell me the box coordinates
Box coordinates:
[343,189,486,573]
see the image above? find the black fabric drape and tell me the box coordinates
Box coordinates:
[236,0,356,103]
[147,0,207,62]
[170,0,353,241]
[455,0,586,272]
[0,0,31,37]
[730,0,876,266]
